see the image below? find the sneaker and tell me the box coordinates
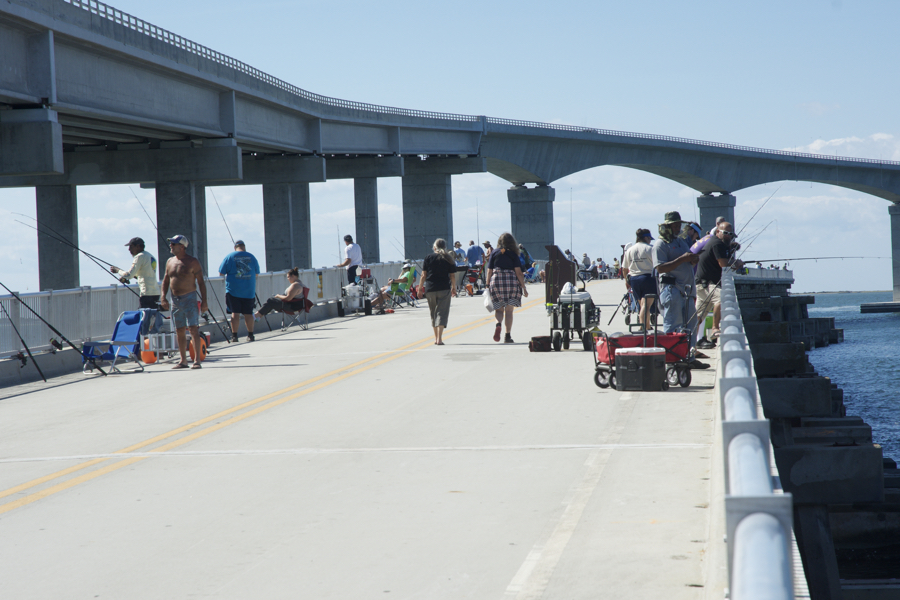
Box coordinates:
[697,338,717,350]
[247,333,255,342]
[504,333,514,344]
[493,323,502,342]
[688,358,710,370]
[231,333,239,343]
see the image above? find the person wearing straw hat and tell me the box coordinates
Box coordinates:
[651,211,707,369]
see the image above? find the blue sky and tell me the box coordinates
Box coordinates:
[2,0,898,293]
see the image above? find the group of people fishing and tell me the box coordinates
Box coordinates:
[618,211,744,368]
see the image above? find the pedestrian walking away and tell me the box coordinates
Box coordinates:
[622,228,658,331]
[486,232,529,344]
[111,237,161,308]
[336,234,363,285]
[651,211,707,368]
[218,240,260,343]
[159,235,208,369]
[416,238,459,345]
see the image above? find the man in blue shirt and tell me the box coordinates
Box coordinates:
[465,240,484,267]
[218,240,260,342]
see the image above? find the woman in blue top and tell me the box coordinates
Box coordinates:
[486,233,529,343]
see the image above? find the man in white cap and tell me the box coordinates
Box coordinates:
[160,235,208,369]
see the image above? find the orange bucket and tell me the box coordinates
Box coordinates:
[141,339,158,364]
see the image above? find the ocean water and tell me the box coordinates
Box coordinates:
[806,291,900,462]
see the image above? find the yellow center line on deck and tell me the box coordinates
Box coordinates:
[0,295,545,514]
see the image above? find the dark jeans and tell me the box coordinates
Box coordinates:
[258,297,303,316]
[140,295,160,309]
[347,265,358,285]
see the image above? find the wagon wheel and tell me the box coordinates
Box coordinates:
[679,368,692,387]
[608,372,617,390]
[594,369,610,389]
[582,330,594,351]
[666,366,679,386]
[552,331,562,352]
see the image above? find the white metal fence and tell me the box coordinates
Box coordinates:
[0,261,418,358]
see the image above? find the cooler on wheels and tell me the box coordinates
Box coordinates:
[613,347,667,391]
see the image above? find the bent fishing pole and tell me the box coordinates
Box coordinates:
[14,219,142,300]
[209,189,271,333]
[129,187,232,343]
[0,280,108,376]
[0,300,46,382]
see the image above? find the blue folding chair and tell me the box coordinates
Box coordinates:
[82,310,146,374]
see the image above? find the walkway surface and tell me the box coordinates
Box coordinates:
[0,279,727,599]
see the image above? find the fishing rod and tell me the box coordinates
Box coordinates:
[14,214,118,269]
[209,189,272,333]
[0,300,46,382]
[0,279,108,375]
[131,189,232,344]
[736,185,781,238]
[14,219,143,300]
[747,256,890,262]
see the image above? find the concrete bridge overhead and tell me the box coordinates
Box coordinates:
[1,0,899,300]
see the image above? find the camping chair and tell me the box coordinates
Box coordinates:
[82,310,146,374]
[386,266,419,308]
[281,287,312,331]
[524,265,540,283]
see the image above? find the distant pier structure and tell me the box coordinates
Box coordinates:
[2,0,900,301]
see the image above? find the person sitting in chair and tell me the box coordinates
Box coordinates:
[255,268,309,318]
[371,262,416,307]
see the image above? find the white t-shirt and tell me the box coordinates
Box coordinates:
[344,243,363,267]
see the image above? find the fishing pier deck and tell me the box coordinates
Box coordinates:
[0,280,732,598]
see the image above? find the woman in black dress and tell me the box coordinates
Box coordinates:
[416,238,458,345]
[486,233,529,343]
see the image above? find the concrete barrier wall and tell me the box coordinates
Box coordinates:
[0,262,419,358]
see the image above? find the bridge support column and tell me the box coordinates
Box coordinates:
[890,203,900,302]
[402,173,452,260]
[262,183,312,271]
[697,193,736,233]
[354,177,380,263]
[155,182,208,280]
[508,185,555,260]
[36,185,79,290]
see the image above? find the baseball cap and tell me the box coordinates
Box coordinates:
[688,223,703,237]
[401,262,411,269]
[167,234,189,248]
[636,228,653,239]
[234,239,245,247]
[125,237,144,247]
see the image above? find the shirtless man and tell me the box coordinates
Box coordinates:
[159,235,208,370]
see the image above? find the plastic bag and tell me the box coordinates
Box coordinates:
[484,287,494,312]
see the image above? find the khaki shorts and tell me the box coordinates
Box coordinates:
[696,283,720,318]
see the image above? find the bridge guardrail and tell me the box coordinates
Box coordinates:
[0,261,417,358]
[41,0,899,167]
[717,271,796,600]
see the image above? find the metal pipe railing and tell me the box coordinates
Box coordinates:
[717,271,796,599]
